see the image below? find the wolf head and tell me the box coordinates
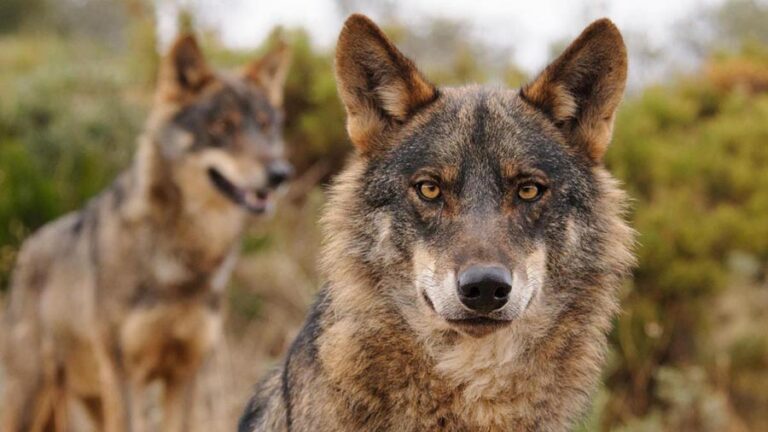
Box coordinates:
[143,34,292,215]
[326,15,632,338]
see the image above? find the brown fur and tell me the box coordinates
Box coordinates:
[520,18,628,162]
[1,34,291,432]
[239,14,634,432]
[334,15,438,153]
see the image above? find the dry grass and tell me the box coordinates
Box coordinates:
[196,253,315,430]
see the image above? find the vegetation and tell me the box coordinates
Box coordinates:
[0,1,766,430]
[600,46,768,431]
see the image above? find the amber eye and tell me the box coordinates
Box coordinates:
[517,183,543,201]
[416,181,442,201]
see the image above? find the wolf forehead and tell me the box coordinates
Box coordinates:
[362,88,597,203]
[171,78,284,133]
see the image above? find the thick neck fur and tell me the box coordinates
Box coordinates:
[317,157,634,430]
[117,121,246,282]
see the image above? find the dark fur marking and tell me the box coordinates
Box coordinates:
[28,265,49,293]
[238,393,265,432]
[130,275,218,308]
[281,289,330,430]
[111,180,126,210]
[281,350,293,431]
[518,87,559,124]
[172,86,281,152]
[71,212,84,236]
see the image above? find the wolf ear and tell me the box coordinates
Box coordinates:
[158,34,213,101]
[245,40,292,106]
[335,14,437,154]
[521,18,627,163]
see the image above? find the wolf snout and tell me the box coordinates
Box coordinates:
[266,160,293,188]
[457,265,512,314]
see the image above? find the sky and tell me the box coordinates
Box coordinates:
[156,0,726,76]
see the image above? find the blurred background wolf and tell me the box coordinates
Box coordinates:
[1,0,767,431]
[1,25,292,432]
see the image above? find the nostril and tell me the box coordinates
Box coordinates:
[268,171,286,186]
[494,285,511,299]
[457,265,514,314]
[267,161,293,187]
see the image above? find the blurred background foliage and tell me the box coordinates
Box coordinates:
[0,0,767,430]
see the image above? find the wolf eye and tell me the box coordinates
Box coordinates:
[211,115,240,136]
[255,110,271,129]
[517,183,543,201]
[416,181,442,201]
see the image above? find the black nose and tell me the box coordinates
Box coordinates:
[266,160,293,188]
[457,265,512,314]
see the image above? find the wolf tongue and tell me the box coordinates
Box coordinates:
[243,191,263,207]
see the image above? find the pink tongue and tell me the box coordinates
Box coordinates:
[243,191,265,208]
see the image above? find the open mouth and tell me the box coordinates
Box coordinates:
[207,168,271,214]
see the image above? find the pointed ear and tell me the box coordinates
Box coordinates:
[521,18,627,163]
[157,34,213,101]
[335,14,438,154]
[245,40,292,106]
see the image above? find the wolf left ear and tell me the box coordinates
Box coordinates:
[158,34,213,101]
[245,41,292,106]
[521,18,628,163]
[335,14,438,154]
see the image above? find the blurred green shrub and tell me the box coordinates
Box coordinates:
[0,36,145,287]
[603,47,768,430]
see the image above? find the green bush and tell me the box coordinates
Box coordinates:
[603,49,768,429]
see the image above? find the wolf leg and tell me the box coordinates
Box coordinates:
[29,384,70,432]
[127,378,147,432]
[94,343,130,432]
[161,374,196,432]
[1,325,60,431]
[51,386,70,432]
[80,396,104,430]
[1,374,51,432]
[40,371,70,432]
[42,341,70,432]
[2,372,66,432]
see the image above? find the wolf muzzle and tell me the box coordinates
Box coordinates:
[207,159,292,214]
[266,160,293,189]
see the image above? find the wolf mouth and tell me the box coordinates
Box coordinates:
[422,290,512,335]
[207,167,271,214]
[446,317,512,337]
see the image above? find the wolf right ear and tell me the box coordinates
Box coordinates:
[157,34,213,102]
[335,14,438,154]
[521,19,627,163]
[245,40,292,107]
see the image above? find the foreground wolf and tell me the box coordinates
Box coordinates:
[1,35,291,431]
[239,14,634,432]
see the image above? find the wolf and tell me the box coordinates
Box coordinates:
[239,13,634,432]
[1,34,291,432]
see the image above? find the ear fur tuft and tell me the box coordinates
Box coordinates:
[521,18,628,162]
[335,14,437,153]
[157,34,213,102]
[245,39,292,106]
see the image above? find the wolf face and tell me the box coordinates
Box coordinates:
[148,35,292,215]
[332,15,628,338]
